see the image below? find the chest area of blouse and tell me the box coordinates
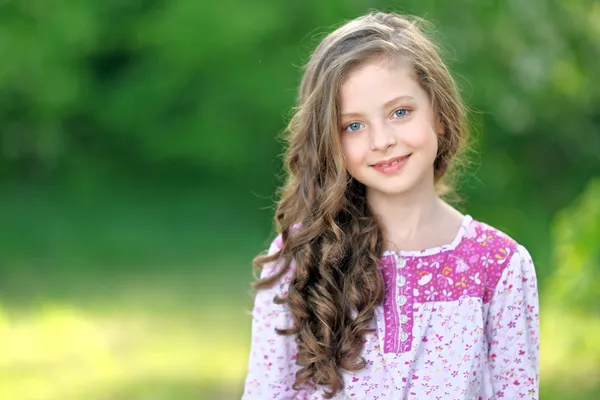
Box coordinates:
[379,230,516,304]
[381,253,487,305]
[377,231,517,353]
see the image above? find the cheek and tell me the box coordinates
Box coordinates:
[341,138,360,162]
[340,139,367,178]
[406,121,439,153]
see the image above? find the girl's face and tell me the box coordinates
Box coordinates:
[339,57,440,200]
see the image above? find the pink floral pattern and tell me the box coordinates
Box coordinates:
[243,216,540,399]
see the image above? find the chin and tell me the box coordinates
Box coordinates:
[377,187,415,196]
[366,180,417,196]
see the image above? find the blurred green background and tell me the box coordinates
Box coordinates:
[0,0,598,399]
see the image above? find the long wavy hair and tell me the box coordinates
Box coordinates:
[253,11,469,398]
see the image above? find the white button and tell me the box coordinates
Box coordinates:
[400,314,408,324]
[400,331,408,341]
[396,275,406,286]
[398,295,407,306]
[397,258,407,268]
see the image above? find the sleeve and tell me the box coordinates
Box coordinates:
[485,244,540,399]
[242,236,306,400]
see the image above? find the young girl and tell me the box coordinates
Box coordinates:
[242,11,539,400]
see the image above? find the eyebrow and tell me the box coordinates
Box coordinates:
[340,95,416,119]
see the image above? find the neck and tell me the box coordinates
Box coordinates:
[367,180,444,250]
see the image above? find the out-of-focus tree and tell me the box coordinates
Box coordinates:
[541,178,600,390]
[0,0,598,267]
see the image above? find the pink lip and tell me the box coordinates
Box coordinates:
[371,155,410,167]
[371,154,411,174]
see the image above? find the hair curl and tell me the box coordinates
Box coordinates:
[253,11,469,398]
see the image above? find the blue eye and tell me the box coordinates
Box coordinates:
[344,122,363,132]
[393,108,409,118]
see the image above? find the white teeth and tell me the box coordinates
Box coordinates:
[381,159,401,167]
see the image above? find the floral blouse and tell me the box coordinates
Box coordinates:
[242,215,540,399]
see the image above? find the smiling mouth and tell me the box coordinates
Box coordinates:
[371,154,411,168]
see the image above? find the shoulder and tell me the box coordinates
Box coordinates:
[258,233,296,298]
[463,217,534,300]
[260,223,302,279]
[463,217,521,258]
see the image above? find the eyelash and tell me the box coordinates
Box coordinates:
[343,108,411,132]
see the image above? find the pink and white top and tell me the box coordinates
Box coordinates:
[242,215,540,399]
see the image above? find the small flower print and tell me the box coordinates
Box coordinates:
[425,286,438,300]
[455,258,470,273]
[469,273,481,285]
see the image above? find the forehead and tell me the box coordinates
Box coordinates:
[339,57,424,109]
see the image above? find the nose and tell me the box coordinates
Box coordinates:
[369,123,397,152]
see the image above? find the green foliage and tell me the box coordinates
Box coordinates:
[550,178,600,311]
[0,2,598,268]
[1,0,598,182]
[539,178,600,392]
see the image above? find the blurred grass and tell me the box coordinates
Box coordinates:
[0,270,253,400]
[0,183,598,399]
